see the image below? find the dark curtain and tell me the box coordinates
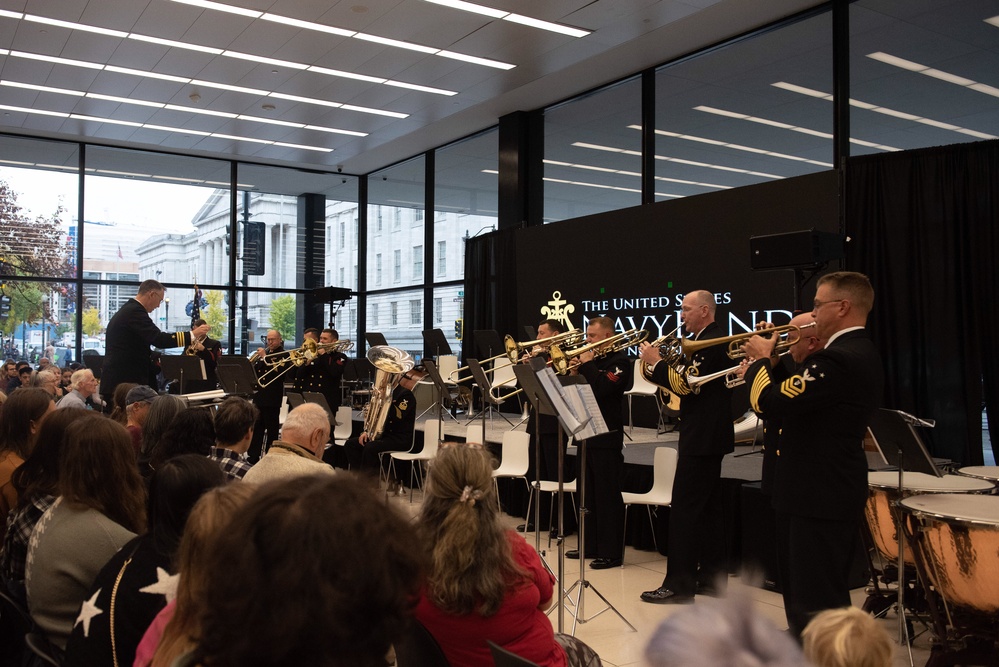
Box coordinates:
[845,140,999,465]
[462,228,520,367]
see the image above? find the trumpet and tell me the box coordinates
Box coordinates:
[184,334,207,356]
[686,364,747,393]
[549,328,648,375]
[656,322,815,366]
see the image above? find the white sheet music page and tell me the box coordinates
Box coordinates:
[535,367,583,435]
[564,383,608,440]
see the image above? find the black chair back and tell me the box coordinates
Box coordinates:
[394,619,450,667]
[488,641,542,667]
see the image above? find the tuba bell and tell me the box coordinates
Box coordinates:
[363,345,415,440]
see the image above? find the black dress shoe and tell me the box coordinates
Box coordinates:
[640,587,694,604]
[565,549,580,559]
[590,558,622,569]
[696,582,722,597]
[515,523,536,532]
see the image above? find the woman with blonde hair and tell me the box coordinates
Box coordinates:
[134,482,255,667]
[415,443,600,667]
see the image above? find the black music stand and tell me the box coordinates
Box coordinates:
[523,325,537,341]
[421,359,454,444]
[867,407,939,651]
[216,357,258,397]
[422,328,452,359]
[528,365,636,635]
[83,354,104,380]
[161,355,205,395]
[474,330,504,363]
[365,332,388,348]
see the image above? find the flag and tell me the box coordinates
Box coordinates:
[117,244,123,259]
[191,283,202,326]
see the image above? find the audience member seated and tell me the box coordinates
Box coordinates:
[110,382,140,424]
[241,403,335,484]
[56,369,99,410]
[0,388,56,520]
[124,386,158,457]
[137,483,255,667]
[63,455,225,667]
[26,414,147,650]
[208,397,259,482]
[149,409,216,471]
[32,369,65,400]
[1,409,88,602]
[188,475,420,667]
[415,443,601,667]
[802,607,893,667]
[644,589,807,667]
[137,396,185,478]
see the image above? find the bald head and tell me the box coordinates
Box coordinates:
[681,290,716,334]
[787,313,823,364]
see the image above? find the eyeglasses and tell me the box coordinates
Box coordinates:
[812,298,846,310]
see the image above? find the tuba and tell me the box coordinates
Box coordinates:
[363,345,415,440]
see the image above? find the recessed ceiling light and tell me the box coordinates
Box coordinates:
[128,33,224,54]
[24,14,128,38]
[171,0,262,19]
[503,14,589,38]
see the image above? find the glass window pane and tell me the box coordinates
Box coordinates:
[242,290,300,357]
[655,12,833,199]
[434,129,498,283]
[366,288,424,361]
[850,0,999,154]
[2,280,78,365]
[544,77,643,222]
[0,136,79,281]
[368,156,425,291]
[84,147,231,288]
[433,285,465,355]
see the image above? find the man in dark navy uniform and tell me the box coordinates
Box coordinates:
[343,368,423,482]
[183,317,223,393]
[294,328,348,409]
[639,289,733,603]
[742,271,882,638]
[101,280,208,405]
[567,316,631,570]
[249,329,285,463]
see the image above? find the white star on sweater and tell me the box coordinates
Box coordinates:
[74,589,103,638]
[139,567,179,602]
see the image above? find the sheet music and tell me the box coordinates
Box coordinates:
[564,383,608,440]
[535,367,608,439]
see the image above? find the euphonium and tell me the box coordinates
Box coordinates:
[548,328,648,375]
[363,346,415,440]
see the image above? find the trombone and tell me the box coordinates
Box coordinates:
[549,328,648,375]
[446,329,583,383]
[252,338,353,388]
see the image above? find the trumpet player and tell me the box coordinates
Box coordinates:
[638,290,733,604]
[183,318,222,393]
[740,272,882,639]
[294,328,348,409]
[566,316,631,570]
[342,367,424,484]
[249,329,284,463]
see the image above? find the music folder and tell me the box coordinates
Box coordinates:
[527,365,607,440]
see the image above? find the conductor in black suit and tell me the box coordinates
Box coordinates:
[249,329,284,463]
[101,279,208,405]
[639,289,734,603]
[742,272,883,638]
[569,316,631,570]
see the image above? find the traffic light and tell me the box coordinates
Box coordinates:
[454,317,463,341]
[243,221,266,276]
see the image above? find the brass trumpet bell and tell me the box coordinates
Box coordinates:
[549,328,648,375]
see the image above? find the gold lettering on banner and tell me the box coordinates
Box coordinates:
[540,291,576,331]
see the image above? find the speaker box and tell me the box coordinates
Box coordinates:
[749,230,844,270]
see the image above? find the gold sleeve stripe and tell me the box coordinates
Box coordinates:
[667,366,691,396]
[780,376,805,398]
[175,332,185,347]
[749,369,770,413]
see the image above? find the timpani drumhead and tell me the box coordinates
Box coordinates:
[956,465,999,483]
[899,493,999,524]
[868,471,995,493]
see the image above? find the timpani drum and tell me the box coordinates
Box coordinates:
[865,471,995,564]
[899,494,999,615]
[956,466,999,489]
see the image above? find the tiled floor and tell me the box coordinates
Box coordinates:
[386,487,936,667]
